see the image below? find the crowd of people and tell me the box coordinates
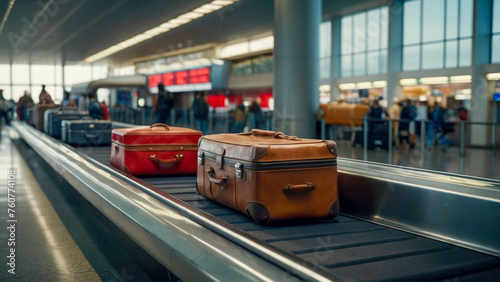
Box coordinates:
[364,97,468,151]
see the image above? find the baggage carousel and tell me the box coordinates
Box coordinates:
[12,122,500,281]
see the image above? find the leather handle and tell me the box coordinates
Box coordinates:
[150,123,170,130]
[207,167,228,187]
[283,182,315,193]
[148,154,183,163]
[250,129,301,140]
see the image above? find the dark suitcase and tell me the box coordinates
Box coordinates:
[31,104,60,131]
[61,119,112,145]
[44,108,88,138]
[197,129,339,224]
[368,125,389,151]
[110,123,202,176]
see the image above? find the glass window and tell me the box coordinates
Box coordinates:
[367,9,381,51]
[446,0,459,39]
[320,58,331,79]
[0,65,10,84]
[31,64,55,85]
[494,0,500,34]
[320,21,332,58]
[367,51,380,75]
[56,65,63,85]
[12,64,30,84]
[353,13,367,52]
[92,65,108,80]
[422,0,445,43]
[0,85,11,100]
[380,7,389,49]
[379,50,388,74]
[422,42,444,69]
[445,40,458,68]
[460,0,473,38]
[252,55,273,74]
[341,16,353,55]
[459,38,472,67]
[341,55,353,77]
[492,35,500,63]
[403,45,421,71]
[12,86,31,103]
[404,0,421,45]
[231,59,252,76]
[353,53,366,76]
[54,86,64,103]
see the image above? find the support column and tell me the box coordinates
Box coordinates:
[274,0,321,138]
[470,0,493,146]
[387,0,404,103]
[330,16,341,101]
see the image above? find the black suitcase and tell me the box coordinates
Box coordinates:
[61,119,112,145]
[368,125,389,151]
[44,108,89,138]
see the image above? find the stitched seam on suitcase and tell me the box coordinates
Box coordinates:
[201,151,337,170]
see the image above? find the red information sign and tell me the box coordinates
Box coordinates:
[162,72,175,86]
[147,74,162,88]
[175,70,188,85]
[189,67,210,84]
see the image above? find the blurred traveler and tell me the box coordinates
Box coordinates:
[456,101,468,121]
[232,103,247,133]
[17,90,34,122]
[387,97,401,148]
[88,93,103,119]
[368,99,384,129]
[154,83,174,124]
[246,101,262,131]
[101,101,109,120]
[192,91,209,134]
[399,99,417,149]
[427,103,452,151]
[38,84,54,104]
[0,89,9,127]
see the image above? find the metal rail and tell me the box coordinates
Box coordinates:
[12,121,343,282]
[338,157,500,258]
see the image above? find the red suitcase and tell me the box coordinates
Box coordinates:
[110,123,202,176]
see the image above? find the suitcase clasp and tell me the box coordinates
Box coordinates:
[198,152,204,165]
[235,162,243,179]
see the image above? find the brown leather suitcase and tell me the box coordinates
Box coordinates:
[31,103,60,131]
[197,129,339,224]
[321,103,370,126]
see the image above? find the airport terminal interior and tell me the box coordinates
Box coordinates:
[1,0,500,281]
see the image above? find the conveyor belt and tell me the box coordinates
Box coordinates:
[76,145,500,281]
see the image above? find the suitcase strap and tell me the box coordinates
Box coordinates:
[283,182,316,193]
[148,154,184,163]
[240,129,301,140]
[207,167,228,187]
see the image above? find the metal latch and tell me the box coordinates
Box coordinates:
[198,152,204,165]
[235,162,243,179]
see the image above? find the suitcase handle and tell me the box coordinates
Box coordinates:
[148,154,183,163]
[207,167,228,187]
[249,129,301,140]
[150,123,170,131]
[283,182,315,193]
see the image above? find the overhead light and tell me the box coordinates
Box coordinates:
[399,78,418,86]
[450,75,472,83]
[0,0,16,36]
[372,81,387,88]
[420,76,448,84]
[218,34,274,59]
[419,96,428,101]
[84,0,239,63]
[486,73,500,80]
[356,82,372,89]
[178,12,204,20]
[319,85,331,92]
[338,83,356,90]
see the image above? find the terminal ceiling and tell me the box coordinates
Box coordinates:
[0,0,384,66]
